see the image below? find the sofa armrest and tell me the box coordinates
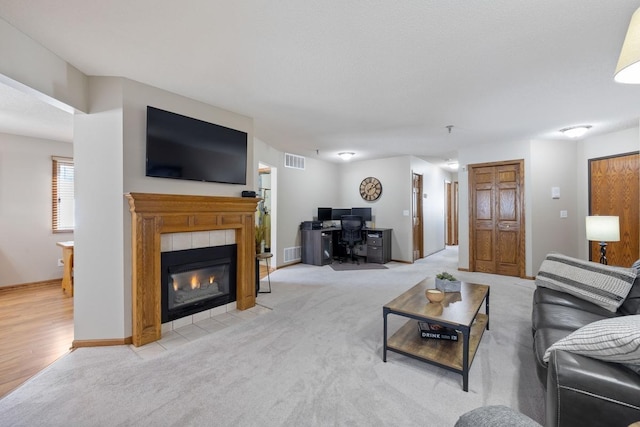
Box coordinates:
[546,350,640,427]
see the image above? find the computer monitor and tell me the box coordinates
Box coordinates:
[351,207,372,222]
[331,208,351,220]
[317,207,332,222]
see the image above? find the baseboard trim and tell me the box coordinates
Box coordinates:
[457,268,470,272]
[72,337,133,349]
[0,278,62,292]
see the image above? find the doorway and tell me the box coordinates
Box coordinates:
[257,162,277,266]
[446,181,459,246]
[589,152,639,267]
[412,173,424,261]
[468,160,525,277]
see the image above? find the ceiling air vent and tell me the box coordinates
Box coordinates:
[285,153,305,170]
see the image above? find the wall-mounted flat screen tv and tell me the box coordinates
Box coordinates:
[146,106,248,185]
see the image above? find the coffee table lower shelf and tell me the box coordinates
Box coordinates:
[385,314,488,388]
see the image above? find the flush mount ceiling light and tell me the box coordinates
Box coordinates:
[560,125,592,139]
[338,152,355,161]
[615,7,640,83]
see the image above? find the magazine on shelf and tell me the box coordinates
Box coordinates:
[417,321,459,341]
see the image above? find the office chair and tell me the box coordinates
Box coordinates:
[340,215,364,264]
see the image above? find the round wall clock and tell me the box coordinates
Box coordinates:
[360,177,382,201]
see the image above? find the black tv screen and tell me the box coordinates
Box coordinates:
[146,106,248,184]
[331,208,351,220]
[317,207,332,221]
[351,207,372,222]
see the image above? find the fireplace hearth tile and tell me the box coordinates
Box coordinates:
[194,317,228,333]
[210,305,227,317]
[172,315,193,329]
[214,312,245,327]
[127,193,258,347]
[192,309,212,323]
[174,324,210,342]
[157,330,190,349]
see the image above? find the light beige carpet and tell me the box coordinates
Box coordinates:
[0,247,544,426]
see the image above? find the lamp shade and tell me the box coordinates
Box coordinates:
[615,7,640,83]
[586,216,620,242]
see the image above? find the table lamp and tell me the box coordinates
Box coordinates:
[585,216,620,265]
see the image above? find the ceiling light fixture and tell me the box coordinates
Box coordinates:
[615,7,640,83]
[560,125,592,139]
[338,152,355,161]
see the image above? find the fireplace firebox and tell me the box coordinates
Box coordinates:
[161,244,237,323]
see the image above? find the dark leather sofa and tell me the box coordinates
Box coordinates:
[532,263,640,427]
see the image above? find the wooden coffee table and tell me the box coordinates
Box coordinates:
[382,279,489,391]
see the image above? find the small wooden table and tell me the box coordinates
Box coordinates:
[56,241,74,297]
[256,252,273,293]
[383,279,489,391]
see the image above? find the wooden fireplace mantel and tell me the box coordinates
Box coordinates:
[126,192,259,346]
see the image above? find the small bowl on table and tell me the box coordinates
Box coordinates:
[425,289,445,303]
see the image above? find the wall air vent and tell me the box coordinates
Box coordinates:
[285,153,305,170]
[283,246,301,263]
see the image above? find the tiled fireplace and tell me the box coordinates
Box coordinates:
[160,230,237,331]
[126,193,259,347]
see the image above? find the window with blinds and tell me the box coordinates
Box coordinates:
[52,157,75,232]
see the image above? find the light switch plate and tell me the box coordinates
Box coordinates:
[552,187,560,199]
[560,210,568,218]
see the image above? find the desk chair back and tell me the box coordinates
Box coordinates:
[341,215,363,263]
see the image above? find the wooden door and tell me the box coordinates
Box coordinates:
[589,152,639,267]
[412,173,423,261]
[469,160,524,277]
[453,181,459,245]
[446,181,459,246]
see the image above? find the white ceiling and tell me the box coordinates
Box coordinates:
[1,1,640,166]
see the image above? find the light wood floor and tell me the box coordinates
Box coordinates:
[0,265,274,399]
[0,280,74,399]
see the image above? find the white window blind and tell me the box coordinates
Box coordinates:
[52,157,75,232]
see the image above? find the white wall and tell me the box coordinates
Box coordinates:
[0,133,73,287]
[339,156,414,262]
[276,154,341,265]
[530,139,578,271]
[458,127,639,277]
[411,156,451,257]
[122,79,254,196]
[73,76,255,342]
[249,148,450,265]
[0,17,87,113]
[73,77,125,340]
[338,156,450,262]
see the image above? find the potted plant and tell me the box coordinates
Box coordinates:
[255,223,266,254]
[435,271,461,292]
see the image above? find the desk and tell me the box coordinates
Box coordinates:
[56,241,74,297]
[301,227,392,266]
